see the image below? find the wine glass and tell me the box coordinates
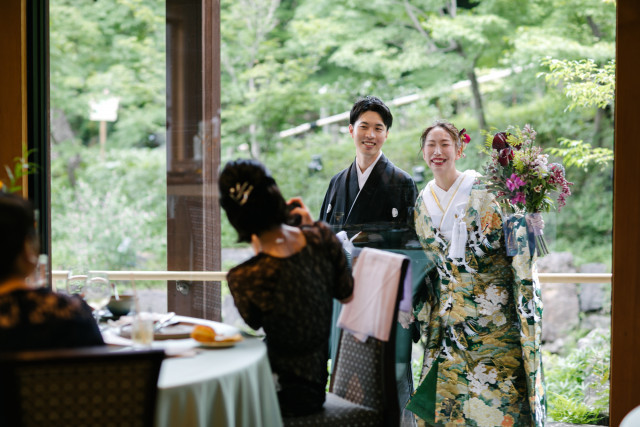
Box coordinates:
[65,270,88,296]
[84,272,112,325]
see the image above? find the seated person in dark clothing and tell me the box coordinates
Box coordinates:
[0,193,104,352]
[219,159,354,417]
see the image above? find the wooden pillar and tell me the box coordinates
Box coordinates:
[201,0,222,318]
[0,0,27,194]
[166,0,221,320]
[610,0,640,424]
[0,0,50,275]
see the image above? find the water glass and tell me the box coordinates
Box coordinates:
[84,272,111,312]
[66,271,88,296]
[131,313,154,348]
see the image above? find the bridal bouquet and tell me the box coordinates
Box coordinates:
[483,124,573,256]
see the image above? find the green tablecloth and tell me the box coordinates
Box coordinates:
[155,323,282,427]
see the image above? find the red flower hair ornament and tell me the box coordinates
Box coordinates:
[459,128,471,157]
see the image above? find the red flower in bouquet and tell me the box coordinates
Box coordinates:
[492,132,509,150]
[498,147,514,166]
[483,124,573,256]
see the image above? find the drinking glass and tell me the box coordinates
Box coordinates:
[131,312,154,348]
[65,271,88,296]
[84,272,111,324]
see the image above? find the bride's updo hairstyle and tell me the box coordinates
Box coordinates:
[419,120,462,152]
[219,159,288,243]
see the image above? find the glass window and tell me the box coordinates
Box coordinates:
[49,0,221,320]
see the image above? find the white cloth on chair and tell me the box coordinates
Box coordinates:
[337,247,408,342]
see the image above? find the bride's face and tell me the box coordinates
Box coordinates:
[422,127,462,176]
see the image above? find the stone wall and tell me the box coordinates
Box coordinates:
[536,252,610,354]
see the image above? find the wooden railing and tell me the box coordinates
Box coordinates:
[52,270,228,282]
[52,271,611,284]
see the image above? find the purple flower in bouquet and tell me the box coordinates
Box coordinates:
[506,174,526,192]
[549,163,572,210]
[511,192,526,205]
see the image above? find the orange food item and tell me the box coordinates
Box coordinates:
[190,325,217,342]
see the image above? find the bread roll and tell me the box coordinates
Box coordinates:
[190,324,217,342]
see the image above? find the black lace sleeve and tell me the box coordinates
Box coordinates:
[307,221,353,301]
[227,264,264,330]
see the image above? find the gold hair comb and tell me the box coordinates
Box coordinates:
[229,182,254,206]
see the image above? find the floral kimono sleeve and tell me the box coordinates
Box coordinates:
[508,214,547,425]
[412,196,440,337]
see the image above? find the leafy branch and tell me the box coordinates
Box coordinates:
[1,147,38,194]
[539,58,615,112]
[547,138,613,172]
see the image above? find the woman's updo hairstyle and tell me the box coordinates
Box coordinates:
[419,120,462,151]
[219,159,288,243]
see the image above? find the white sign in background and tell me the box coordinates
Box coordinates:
[89,97,120,122]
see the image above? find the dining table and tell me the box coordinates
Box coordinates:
[102,315,283,427]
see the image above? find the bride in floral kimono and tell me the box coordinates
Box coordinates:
[406,120,546,426]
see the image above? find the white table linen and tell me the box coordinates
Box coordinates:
[103,316,283,427]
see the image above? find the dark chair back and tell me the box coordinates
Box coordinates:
[330,331,399,425]
[0,346,165,427]
[284,257,408,427]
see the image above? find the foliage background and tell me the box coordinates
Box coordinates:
[49,0,615,271]
[49,1,615,422]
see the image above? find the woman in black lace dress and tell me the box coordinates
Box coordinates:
[219,159,353,417]
[0,193,104,352]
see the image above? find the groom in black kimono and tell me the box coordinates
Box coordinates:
[319,96,428,423]
[319,96,417,249]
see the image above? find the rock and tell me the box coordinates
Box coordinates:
[578,283,605,312]
[541,282,580,343]
[577,328,609,350]
[537,252,580,344]
[536,251,576,274]
[581,314,611,331]
[542,338,566,354]
[577,263,609,312]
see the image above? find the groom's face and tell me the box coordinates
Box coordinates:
[349,110,389,161]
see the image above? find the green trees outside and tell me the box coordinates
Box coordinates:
[50,0,166,149]
[50,0,167,271]
[48,1,615,422]
[49,0,615,270]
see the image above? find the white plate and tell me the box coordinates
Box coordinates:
[173,315,239,336]
[118,323,195,340]
[196,334,243,348]
[198,340,238,348]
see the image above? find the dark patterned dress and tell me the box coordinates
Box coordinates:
[227,222,354,417]
[0,287,104,352]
